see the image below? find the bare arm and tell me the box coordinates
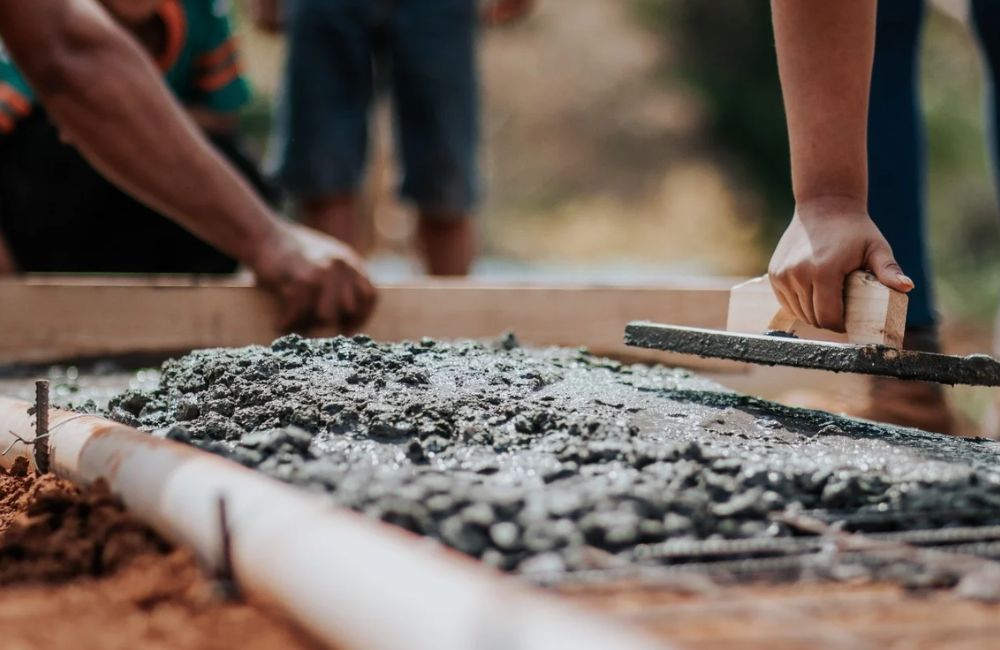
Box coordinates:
[773,0,873,204]
[0,0,376,330]
[0,0,274,264]
[769,0,911,331]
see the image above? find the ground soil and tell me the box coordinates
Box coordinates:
[565,580,1000,650]
[0,461,326,650]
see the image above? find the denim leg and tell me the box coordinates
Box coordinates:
[270,0,376,198]
[388,0,480,215]
[868,0,935,328]
[972,0,1000,205]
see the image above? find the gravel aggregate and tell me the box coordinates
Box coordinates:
[102,334,1000,575]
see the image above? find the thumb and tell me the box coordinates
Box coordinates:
[866,242,914,293]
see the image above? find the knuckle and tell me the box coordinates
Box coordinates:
[789,263,814,283]
[881,259,902,272]
[769,266,791,285]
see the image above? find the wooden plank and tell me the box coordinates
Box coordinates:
[0,276,741,370]
[726,271,907,348]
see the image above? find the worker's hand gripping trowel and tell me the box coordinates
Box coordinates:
[625,270,1000,386]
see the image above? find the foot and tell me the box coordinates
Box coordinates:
[417,214,475,276]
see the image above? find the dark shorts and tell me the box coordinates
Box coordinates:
[0,111,277,273]
[271,0,480,216]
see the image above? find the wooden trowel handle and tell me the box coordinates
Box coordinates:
[728,270,908,348]
[767,308,798,333]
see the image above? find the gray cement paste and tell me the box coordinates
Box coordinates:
[99,335,1000,577]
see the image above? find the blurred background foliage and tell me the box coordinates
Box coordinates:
[635,0,791,243]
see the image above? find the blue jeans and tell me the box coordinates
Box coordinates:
[870,0,1000,328]
[271,0,480,215]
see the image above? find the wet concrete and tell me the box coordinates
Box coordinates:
[626,322,1000,386]
[100,334,1000,575]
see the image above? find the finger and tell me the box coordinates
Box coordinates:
[812,271,847,333]
[358,275,378,323]
[315,272,343,328]
[775,281,809,327]
[341,269,382,333]
[791,279,816,328]
[280,284,315,333]
[769,271,806,325]
[866,243,914,293]
[337,274,361,331]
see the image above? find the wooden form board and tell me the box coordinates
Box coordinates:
[0,276,741,370]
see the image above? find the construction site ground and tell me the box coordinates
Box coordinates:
[564,580,1000,650]
[2,333,1000,648]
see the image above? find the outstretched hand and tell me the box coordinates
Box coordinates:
[250,222,377,333]
[768,196,913,332]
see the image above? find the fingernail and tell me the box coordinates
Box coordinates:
[897,273,914,288]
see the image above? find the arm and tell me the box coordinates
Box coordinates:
[769,0,912,332]
[0,0,375,330]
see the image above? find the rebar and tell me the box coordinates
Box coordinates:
[216,495,241,601]
[33,380,49,473]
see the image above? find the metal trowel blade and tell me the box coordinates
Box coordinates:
[624,321,1000,387]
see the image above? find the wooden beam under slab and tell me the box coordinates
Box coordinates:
[0,276,741,370]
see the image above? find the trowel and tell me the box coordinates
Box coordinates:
[625,270,1000,386]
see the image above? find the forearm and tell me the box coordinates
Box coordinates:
[0,0,280,266]
[771,0,876,205]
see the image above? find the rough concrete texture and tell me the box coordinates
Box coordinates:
[626,322,1000,386]
[103,335,1000,576]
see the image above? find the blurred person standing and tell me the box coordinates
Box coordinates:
[254,0,533,276]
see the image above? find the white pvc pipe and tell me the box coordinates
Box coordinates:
[0,397,670,650]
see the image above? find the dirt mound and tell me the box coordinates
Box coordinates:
[0,459,166,585]
[0,466,325,650]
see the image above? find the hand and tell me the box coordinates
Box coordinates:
[768,196,913,332]
[249,222,377,333]
[481,0,535,26]
[250,0,283,33]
